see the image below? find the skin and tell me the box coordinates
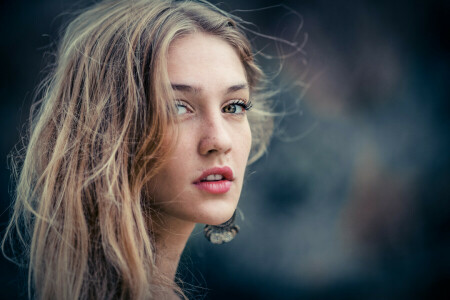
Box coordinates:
[149,32,252,290]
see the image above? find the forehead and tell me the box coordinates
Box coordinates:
[167,32,247,90]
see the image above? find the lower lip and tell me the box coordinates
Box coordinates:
[194,180,232,194]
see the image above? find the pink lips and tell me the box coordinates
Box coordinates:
[193,166,234,194]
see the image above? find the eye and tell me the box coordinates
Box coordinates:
[222,100,253,114]
[175,100,191,115]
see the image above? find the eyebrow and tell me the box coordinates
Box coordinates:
[171,83,249,94]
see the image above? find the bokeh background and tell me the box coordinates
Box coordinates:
[1,0,448,299]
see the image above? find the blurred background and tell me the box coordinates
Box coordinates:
[0,0,448,299]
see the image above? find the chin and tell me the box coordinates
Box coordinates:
[203,210,235,225]
[166,198,238,225]
[199,197,239,225]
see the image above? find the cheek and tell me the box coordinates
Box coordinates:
[240,121,252,161]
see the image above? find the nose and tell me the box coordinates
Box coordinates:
[198,113,232,156]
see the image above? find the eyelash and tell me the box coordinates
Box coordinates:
[226,99,253,112]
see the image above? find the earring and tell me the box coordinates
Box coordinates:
[204,210,239,244]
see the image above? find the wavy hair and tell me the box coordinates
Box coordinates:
[2,0,273,299]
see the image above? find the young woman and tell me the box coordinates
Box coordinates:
[3,0,273,299]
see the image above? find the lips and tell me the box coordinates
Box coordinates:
[193,166,234,194]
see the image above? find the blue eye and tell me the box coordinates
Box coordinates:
[176,104,188,115]
[175,100,190,115]
[222,100,253,114]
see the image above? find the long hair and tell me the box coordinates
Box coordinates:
[2,0,273,299]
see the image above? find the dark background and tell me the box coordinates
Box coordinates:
[1,0,449,299]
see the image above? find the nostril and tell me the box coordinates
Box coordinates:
[198,135,232,156]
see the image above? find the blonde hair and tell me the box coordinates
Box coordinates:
[2,0,273,299]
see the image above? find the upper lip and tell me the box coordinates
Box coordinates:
[193,166,234,183]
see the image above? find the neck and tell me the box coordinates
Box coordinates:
[151,212,196,282]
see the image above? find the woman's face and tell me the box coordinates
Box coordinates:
[150,32,252,226]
